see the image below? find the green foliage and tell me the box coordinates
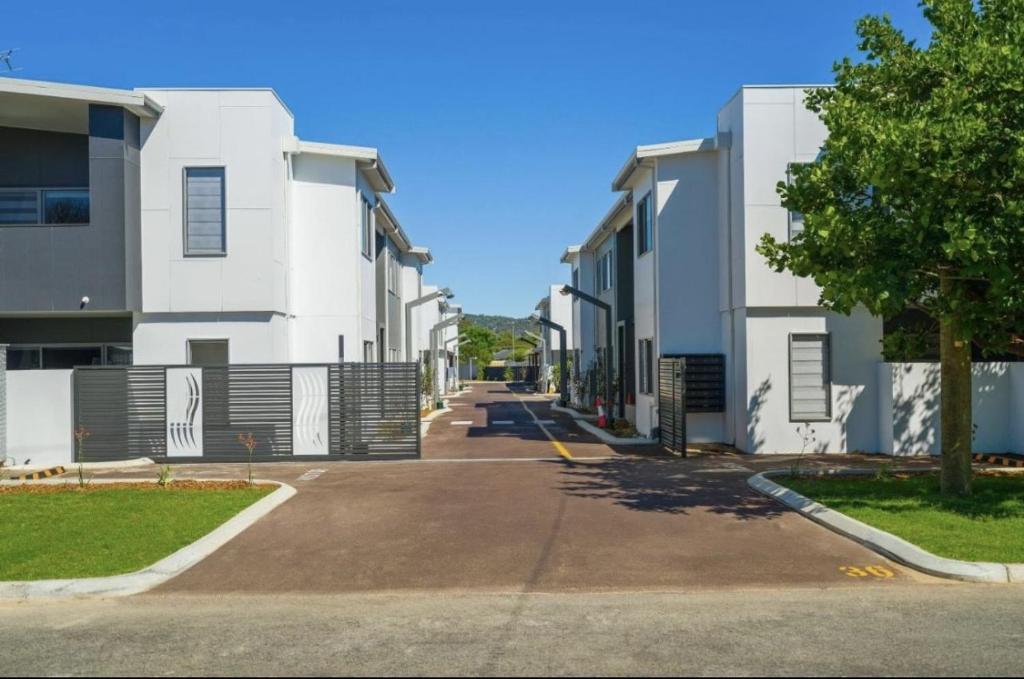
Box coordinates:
[503,366,515,382]
[757,0,1024,356]
[459,320,499,369]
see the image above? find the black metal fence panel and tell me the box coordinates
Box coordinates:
[74,362,420,462]
[658,358,687,455]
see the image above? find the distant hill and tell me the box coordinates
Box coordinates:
[464,313,538,336]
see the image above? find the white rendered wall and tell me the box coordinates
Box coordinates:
[737,87,828,309]
[548,284,574,352]
[132,313,289,364]
[138,89,293,316]
[879,362,1015,456]
[740,308,882,454]
[655,151,723,441]
[630,166,657,435]
[289,153,363,362]
[5,370,73,466]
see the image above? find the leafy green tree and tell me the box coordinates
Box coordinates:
[459,320,499,374]
[758,0,1024,495]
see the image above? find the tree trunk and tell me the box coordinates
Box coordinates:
[939,275,973,496]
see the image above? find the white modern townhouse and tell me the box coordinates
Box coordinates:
[564,85,1023,455]
[0,77,448,464]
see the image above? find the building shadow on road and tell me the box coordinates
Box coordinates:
[547,457,789,521]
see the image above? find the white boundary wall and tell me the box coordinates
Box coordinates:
[879,362,1021,456]
[4,370,74,467]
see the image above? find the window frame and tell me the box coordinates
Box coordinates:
[4,343,130,370]
[638,338,654,395]
[597,249,614,292]
[183,166,227,257]
[360,195,373,260]
[0,187,90,227]
[788,332,832,422]
[187,338,230,367]
[636,192,653,256]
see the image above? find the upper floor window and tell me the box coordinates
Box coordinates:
[571,267,579,291]
[786,164,805,242]
[0,188,90,226]
[597,250,614,292]
[360,196,373,258]
[636,192,653,255]
[388,249,400,295]
[184,167,226,256]
[188,338,229,366]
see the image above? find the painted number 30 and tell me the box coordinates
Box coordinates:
[840,565,895,579]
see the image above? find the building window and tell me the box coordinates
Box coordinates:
[0,188,90,226]
[188,339,229,366]
[636,192,653,255]
[388,249,400,295]
[638,338,654,395]
[4,344,130,370]
[571,267,579,290]
[360,196,373,259]
[338,335,345,362]
[787,164,805,242]
[789,333,831,421]
[597,250,614,292]
[184,167,226,255]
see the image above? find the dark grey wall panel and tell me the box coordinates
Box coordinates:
[0,107,141,313]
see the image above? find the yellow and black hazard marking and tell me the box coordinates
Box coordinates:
[10,466,67,481]
[973,453,1024,468]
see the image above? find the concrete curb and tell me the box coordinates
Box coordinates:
[420,403,453,437]
[575,418,657,446]
[748,469,1019,584]
[0,479,296,600]
[4,457,154,474]
[549,403,599,422]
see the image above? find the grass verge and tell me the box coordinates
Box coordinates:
[0,482,273,580]
[784,473,1024,563]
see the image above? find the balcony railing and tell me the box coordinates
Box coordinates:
[0,188,90,226]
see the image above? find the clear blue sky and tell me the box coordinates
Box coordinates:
[5,1,931,317]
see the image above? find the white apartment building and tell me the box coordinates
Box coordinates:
[533,284,575,391]
[0,78,443,371]
[564,85,1022,454]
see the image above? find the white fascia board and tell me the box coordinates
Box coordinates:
[139,86,292,118]
[560,245,582,264]
[295,139,396,193]
[581,192,631,251]
[373,196,413,252]
[409,246,433,264]
[0,77,163,117]
[611,137,717,191]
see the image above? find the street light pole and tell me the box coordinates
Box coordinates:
[559,284,613,413]
[531,314,568,407]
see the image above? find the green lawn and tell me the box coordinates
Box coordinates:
[0,485,272,581]
[785,474,1024,563]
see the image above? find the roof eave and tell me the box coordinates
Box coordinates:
[0,77,163,117]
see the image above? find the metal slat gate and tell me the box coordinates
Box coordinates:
[658,358,687,455]
[74,363,420,462]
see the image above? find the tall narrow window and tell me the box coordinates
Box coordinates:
[571,267,579,290]
[638,338,654,394]
[597,250,614,292]
[789,333,831,421]
[184,167,226,255]
[338,335,345,362]
[636,192,653,255]
[786,165,805,242]
[360,196,373,258]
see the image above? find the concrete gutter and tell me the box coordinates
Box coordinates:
[0,479,296,599]
[574,418,656,446]
[420,402,453,437]
[550,402,599,422]
[748,469,1021,584]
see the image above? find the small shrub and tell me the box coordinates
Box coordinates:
[157,464,174,488]
[237,432,257,486]
[74,426,91,489]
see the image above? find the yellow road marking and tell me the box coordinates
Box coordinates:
[515,396,574,462]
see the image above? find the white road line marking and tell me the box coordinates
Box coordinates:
[297,469,327,481]
[451,420,474,425]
